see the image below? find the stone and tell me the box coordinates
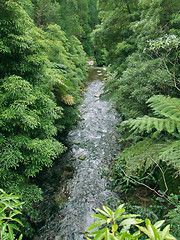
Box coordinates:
[62,170,73,179]
[78,154,86,160]
[111,135,116,140]
[55,236,61,240]
[73,142,81,145]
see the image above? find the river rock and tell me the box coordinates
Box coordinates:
[111,135,116,140]
[78,154,86,160]
[73,141,81,145]
[55,236,61,240]
[62,170,73,179]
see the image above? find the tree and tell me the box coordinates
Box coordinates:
[0,1,87,236]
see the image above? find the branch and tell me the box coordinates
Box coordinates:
[120,166,175,206]
[149,156,168,195]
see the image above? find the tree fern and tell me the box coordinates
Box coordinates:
[126,116,179,134]
[120,95,180,177]
[147,95,180,122]
[115,138,168,175]
[159,140,180,176]
[123,95,180,134]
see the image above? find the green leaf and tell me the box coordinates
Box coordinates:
[94,228,106,240]
[97,208,111,217]
[110,235,119,240]
[154,220,165,229]
[146,219,155,239]
[114,205,125,220]
[161,225,170,239]
[151,224,160,239]
[119,218,143,226]
[8,224,14,240]
[0,206,8,214]
[137,225,152,238]
[120,224,131,233]
[9,210,22,218]
[18,234,23,240]
[9,223,20,232]
[112,224,118,233]
[117,214,139,220]
[86,220,107,231]
[1,222,8,235]
[165,233,176,240]
[103,206,113,217]
[107,218,112,224]
[91,214,107,220]
[105,228,111,240]
[13,218,24,226]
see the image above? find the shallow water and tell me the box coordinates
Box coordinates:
[35,67,120,240]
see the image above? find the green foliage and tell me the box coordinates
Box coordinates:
[0,0,88,237]
[115,138,167,176]
[0,189,23,240]
[124,95,180,134]
[32,0,99,56]
[92,0,139,66]
[85,204,176,240]
[121,95,180,176]
[95,3,179,239]
[104,56,177,119]
[137,219,175,240]
[33,0,61,27]
[90,1,180,240]
[0,75,65,176]
[159,141,180,176]
[166,195,180,239]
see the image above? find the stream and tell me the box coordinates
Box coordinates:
[34,67,120,240]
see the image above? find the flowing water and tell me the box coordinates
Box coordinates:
[35,67,120,240]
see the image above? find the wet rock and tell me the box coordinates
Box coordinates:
[62,170,73,179]
[78,154,86,160]
[73,142,81,145]
[55,236,61,240]
[111,135,116,140]
[79,117,85,121]
[54,193,68,205]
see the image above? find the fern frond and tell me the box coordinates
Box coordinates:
[117,138,168,175]
[147,95,180,122]
[159,140,180,176]
[126,116,180,134]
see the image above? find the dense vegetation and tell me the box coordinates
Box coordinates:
[0,0,94,237]
[91,0,180,238]
[85,204,176,239]
[0,0,179,239]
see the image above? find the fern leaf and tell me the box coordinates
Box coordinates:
[126,117,180,134]
[159,140,180,176]
[116,138,168,175]
[147,95,180,122]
